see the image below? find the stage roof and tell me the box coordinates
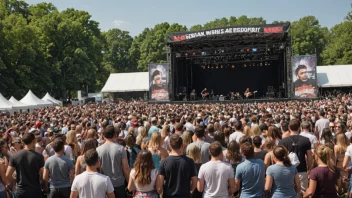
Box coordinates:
[317,65,352,88]
[101,72,149,92]
[167,23,290,43]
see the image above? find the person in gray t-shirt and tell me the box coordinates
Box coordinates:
[43,138,74,198]
[186,126,210,164]
[96,125,130,198]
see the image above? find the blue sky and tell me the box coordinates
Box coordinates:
[25,0,350,37]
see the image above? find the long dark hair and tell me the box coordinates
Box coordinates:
[81,139,97,155]
[273,145,291,167]
[134,151,155,186]
[226,141,242,163]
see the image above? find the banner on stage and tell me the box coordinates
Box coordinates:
[291,55,318,99]
[168,23,290,42]
[149,63,169,101]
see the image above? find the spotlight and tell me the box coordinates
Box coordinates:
[216,65,219,69]
[244,64,247,67]
[246,48,251,52]
[252,48,257,52]
[208,66,210,69]
[192,52,196,56]
[265,62,268,66]
[185,53,188,57]
[232,65,235,68]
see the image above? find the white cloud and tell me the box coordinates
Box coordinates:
[112,20,127,27]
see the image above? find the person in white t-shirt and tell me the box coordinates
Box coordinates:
[71,149,114,198]
[229,121,244,143]
[197,142,235,197]
[300,121,318,151]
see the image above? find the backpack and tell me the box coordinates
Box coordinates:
[127,145,141,168]
[288,136,300,167]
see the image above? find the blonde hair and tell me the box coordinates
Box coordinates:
[148,132,162,152]
[243,125,251,137]
[183,131,193,146]
[66,130,79,157]
[188,146,201,163]
[250,125,262,137]
[315,145,335,172]
[136,126,147,145]
[335,133,348,154]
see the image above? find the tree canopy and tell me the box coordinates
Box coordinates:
[0,0,351,99]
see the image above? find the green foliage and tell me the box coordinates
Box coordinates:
[131,23,187,71]
[290,16,328,64]
[322,21,352,65]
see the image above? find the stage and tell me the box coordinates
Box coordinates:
[166,23,292,102]
[148,97,291,104]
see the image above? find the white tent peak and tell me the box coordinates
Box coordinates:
[0,93,12,110]
[20,90,52,107]
[42,93,62,105]
[0,93,13,107]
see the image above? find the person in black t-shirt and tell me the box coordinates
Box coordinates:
[6,133,45,198]
[157,134,197,198]
[278,119,312,194]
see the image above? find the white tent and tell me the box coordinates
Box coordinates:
[0,93,13,111]
[101,72,149,92]
[317,65,352,87]
[20,90,52,108]
[9,96,33,110]
[42,93,62,106]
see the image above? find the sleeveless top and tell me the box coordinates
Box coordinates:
[149,148,161,169]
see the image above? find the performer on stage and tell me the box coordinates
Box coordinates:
[244,88,251,99]
[201,88,209,100]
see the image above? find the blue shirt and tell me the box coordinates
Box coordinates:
[235,158,265,198]
[148,126,159,139]
[266,164,297,198]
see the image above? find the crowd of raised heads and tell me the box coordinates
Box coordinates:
[0,93,351,198]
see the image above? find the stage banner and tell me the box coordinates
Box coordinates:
[149,63,169,101]
[291,55,318,99]
[167,23,290,42]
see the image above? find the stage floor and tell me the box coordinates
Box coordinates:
[148,97,291,104]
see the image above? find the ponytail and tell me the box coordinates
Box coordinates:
[282,155,292,167]
[316,145,335,173]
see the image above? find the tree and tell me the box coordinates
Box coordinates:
[190,24,202,31]
[290,16,328,65]
[102,28,134,73]
[133,23,187,71]
[28,8,104,99]
[321,21,352,65]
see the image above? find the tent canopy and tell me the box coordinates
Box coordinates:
[317,65,352,88]
[9,96,32,109]
[42,93,62,106]
[101,72,149,92]
[20,90,52,107]
[0,93,13,110]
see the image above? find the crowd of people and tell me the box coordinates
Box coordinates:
[0,93,352,198]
